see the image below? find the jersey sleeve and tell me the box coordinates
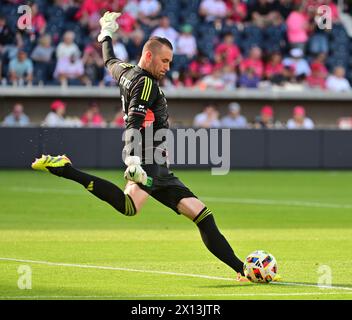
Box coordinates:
[125,76,157,130]
[101,36,134,82]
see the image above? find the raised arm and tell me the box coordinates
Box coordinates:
[97,11,125,80]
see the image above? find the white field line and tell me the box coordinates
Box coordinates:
[201,197,352,209]
[1,292,352,299]
[0,257,233,281]
[7,186,352,209]
[1,257,352,292]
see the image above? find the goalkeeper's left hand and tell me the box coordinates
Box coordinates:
[124,156,148,185]
[97,11,121,42]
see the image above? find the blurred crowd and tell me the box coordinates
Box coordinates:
[3,100,352,129]
[192,102,316,129]
[2,100,126,127]
[0,0,352,91]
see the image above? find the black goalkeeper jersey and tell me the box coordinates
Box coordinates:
[102,37,169,163]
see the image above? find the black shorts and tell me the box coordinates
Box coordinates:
[137,164,197,214]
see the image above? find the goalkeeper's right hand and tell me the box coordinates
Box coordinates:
[124,156,148,185]
[97,11,121,42]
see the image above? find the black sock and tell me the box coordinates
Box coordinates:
[48,164,136,216]
[194,207,244,275]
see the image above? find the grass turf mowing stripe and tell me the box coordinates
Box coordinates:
[6,186,352,209]
[1,257,352,292]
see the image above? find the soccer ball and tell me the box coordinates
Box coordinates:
[244,250,278,283]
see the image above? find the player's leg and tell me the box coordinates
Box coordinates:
[177,197,246,278]
[31,155,147,216]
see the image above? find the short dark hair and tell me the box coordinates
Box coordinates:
[144,36,173,52]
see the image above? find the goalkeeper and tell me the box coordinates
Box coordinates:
[32,12,247,281]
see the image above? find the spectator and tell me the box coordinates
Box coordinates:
[8,49,33,85]
[306,62,326,90]
[254,105,275,129]
[198,69,226,90]
[308,26,329,56]
[310,53,328,78]
[42,100,79,127]
[238,67,260,88]
[176,24,197,59]
[189,54,214,82]
[287,106,315,129]
[286,5,309,51]
[265,52,285,85]
[2,103,30,127]
[199,0,227,23]
[220,102,247,128]
[117,9,137,36]
[239,46,264,78]
[137,0,161,27]
[54,53,88,86]
[30,2,47,35]
[226,0,247,24]
[221,65,237,89]
[56,31,81,60]
[171,69,195,88]
[124,0,140,19]
[126,28,145,63]
[4,32,25,65]
[0,15,14,48]
[111,108,125,127]
[326,66,351,92]
[214,33,241,68]
[81,101,106,127]
[82,46,104,86]
[75,0,111,20]
[283,48,311,80]
[246,0,275,27]
[151,16,178,50]
[31,34,55,64]
[31,34,55,84]
[193,104,221,128]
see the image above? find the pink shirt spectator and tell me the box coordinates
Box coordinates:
[265,61,284,78]
[226,0,247,23]
[215,42,241,67]
[240,59,264,78]
[286,11,309,44]
[32,14,46,34]
[81,113,105,126]
[189,60,214,77]
[118,12,136,34]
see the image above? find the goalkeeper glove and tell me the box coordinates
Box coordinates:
[97,11,121,42]
[124,156,148,185]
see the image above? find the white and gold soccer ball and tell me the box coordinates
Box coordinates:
[244,250,278,283]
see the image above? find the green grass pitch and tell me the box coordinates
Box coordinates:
[0,169,351,300]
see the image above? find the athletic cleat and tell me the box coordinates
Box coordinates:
[31,154,72,172]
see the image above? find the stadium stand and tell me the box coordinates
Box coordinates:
[0,0,351,90]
